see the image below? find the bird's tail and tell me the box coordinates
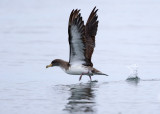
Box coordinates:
[92,68,109,76]
[94,72,109,76]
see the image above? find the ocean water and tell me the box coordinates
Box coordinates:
[0,0,160,114]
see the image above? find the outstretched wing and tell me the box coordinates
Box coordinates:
[85,7,99,67]
[68,9,86,65]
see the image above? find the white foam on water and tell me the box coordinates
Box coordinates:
[127,64,139,77]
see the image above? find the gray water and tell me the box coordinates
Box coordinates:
[1,0,160,114]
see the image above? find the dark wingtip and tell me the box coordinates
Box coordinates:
[93,6,96,10]
[93,6,98,12]
[93,6,97,10]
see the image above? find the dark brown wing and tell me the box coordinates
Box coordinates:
[68,9,86,65]
[84,7,99,67]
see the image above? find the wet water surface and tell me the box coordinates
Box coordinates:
[1,0,160,114]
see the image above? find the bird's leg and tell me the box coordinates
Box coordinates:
[89,75,92,81]
[79,73,83,81]
[87,71,92,81]
[88,71,92,81]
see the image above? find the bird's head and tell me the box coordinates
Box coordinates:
[46,59,60,68]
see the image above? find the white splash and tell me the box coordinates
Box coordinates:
[127,64,139,78]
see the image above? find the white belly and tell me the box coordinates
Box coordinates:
[65,65,89,75]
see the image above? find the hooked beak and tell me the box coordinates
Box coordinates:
[46,64,52,68]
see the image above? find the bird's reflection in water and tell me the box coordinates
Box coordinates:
[64,81,97,113]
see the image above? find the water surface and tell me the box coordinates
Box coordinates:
[0,0,160,114]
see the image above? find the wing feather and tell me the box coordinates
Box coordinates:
[68,7,99,67]
[68,9,86,65]
[84,7,99,67]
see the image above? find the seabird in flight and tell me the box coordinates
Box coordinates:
[46,7,108,81]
